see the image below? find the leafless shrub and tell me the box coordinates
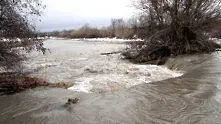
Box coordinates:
[0,0,45,71]
[124,0,221,64]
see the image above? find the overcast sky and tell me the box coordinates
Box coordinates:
[36,0,136,32]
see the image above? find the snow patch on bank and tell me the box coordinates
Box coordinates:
[71,37,144,43]
[210,38,221,45]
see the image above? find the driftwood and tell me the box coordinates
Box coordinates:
[101,51,122,55]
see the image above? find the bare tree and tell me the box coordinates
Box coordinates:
[127,16,139,38]
[115,18,125,38]
[124,0,221,64]
[110,18,117,37]
[0,0,45,71]
[111,18,126,38]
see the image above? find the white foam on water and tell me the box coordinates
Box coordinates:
[68,78,94,93]
[68,64,183,93]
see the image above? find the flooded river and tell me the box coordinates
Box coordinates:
[0,39,221,124]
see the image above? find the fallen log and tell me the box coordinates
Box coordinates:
[101,51,122,55]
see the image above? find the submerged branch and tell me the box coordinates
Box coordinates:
[0,73,73,95]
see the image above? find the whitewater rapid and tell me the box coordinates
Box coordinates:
[25,39,182,93]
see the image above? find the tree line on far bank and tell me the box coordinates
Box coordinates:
[41,18,139,39]
[40,18,221,41]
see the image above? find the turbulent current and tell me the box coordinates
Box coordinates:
[1,39,221,124]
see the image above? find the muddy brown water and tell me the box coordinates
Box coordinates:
[0,39,221,124]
